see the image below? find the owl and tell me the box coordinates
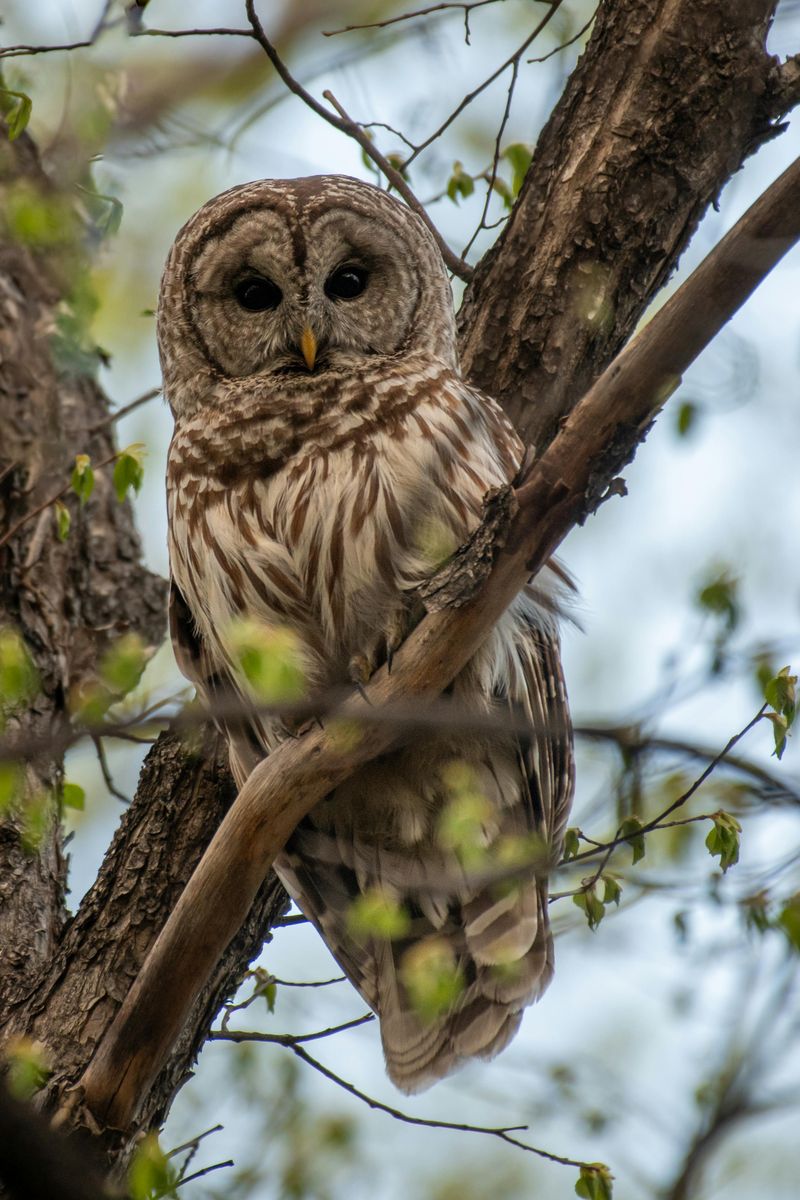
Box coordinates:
[159,175,574,1093]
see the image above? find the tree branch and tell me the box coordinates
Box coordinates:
[77,152,800,1131]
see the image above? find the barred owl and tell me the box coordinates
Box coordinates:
[160,175,574,1092]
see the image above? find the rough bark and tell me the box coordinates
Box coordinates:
[458,0,788,451]
[0,0,796,1170]
[0,132,165,1011]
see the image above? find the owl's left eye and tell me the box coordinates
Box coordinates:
[233,275,283,312]
[325,265,369,300]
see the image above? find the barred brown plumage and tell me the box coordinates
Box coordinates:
[160,175,574,1092]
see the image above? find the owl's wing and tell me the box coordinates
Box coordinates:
[169,579,263,779]
[512,601,575,857]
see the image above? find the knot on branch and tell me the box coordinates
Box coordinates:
[413,484,518,612]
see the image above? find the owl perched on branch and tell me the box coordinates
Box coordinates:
[160,175,573,1092]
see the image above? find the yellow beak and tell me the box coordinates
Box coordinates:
[300,325,317,371]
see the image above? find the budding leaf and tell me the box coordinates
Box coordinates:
[705,811,742,873]
[400,937,464,1022]
[0,627,38,709]
[113,443,146,502]
[348,888,410,943]
[574,884,606,931]
[764,666,796,758]
[228,619,307,703]
[0,89,33,140]
[61,781,85,811]
[71,454,94,504]
[778,894,800,952]
[562,827,580,861]
[619,815,646,864]
[4,1038,51,1100]
[128,1133,179,1200]
[502,142,533,197]
[446,161,474,204]
[100,633,147,698]
[575,1163,614,1200]
[602,875,622,906]
[54,500,71,542]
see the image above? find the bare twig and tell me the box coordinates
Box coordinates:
[567,705,769,870]
[286,1042,591,1168]
[242,0,471,279]
[87,387,161,435]
[209,1012,375,1045]
[401,0,565,169]
[323,0,509,39]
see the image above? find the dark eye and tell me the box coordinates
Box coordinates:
[233,275,282,312]
[325,265,368,301]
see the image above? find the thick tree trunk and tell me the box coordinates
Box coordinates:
[0,0,796,1170]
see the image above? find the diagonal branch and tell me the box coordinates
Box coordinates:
[77,153,800,1132]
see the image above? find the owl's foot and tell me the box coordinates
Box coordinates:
[349,605,417,686]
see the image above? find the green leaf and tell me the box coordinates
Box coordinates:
[128,1132,179,1200]
[778,894,800,951]
[0,89,33,140]
[348,888,410,942]
[676,400,699,438]
[399,937,464,1022]
[446,162,475,204]
[20,791,54,854]
[0,627,38,708]
[575,1162,614,1199]
[228,619,307,703]
[489,174,514,208]
[113,443,146,502]
[696,571,739,631]
[0,762,24,816]
[764,666,796,749]
[4,1038,51,1100]
[618,815,646,864]
[562,827,580,861]
[99,633,148,697]
[573,884,606,931]
[54,500,71,542]
[71,454,94,504]
[502,142,533,197]
[61,781,85,811]
[438,760,493,868]
[602,875,622,906]
[765,712,789,760]
[705,811,742,873]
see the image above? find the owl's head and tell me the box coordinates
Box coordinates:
[158,176,458,415]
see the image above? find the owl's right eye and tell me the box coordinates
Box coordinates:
[233,275,283,312]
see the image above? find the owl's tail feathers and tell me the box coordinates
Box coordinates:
[379,883,553,1094]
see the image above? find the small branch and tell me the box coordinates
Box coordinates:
[287,1042,590,1169]
[77,154,800,1133]
[209,1012,375,1045]
[0,38,95,59]
[87,387,161,435]
[176,1159,234,1189]
[323,0,509,38]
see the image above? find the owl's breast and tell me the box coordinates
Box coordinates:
[167,368,522,687]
